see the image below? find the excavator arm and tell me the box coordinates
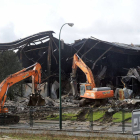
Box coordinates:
[71,54,96,88]
[70,53,96,98]
[0,63,44,113]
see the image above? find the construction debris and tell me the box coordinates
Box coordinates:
[51,81,59,99]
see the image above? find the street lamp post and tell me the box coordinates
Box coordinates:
[59,23,74,130]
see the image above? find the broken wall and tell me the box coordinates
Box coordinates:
[23,83,48,97]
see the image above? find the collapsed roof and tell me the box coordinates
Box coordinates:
[72,37,140,55]
[0,31,140,94]
[0,31,54,50]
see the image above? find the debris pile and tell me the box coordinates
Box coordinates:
[4,95,80,120]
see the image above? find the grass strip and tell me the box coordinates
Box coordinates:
[113,111,132,123]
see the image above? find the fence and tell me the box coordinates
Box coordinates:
[0,106,133,133]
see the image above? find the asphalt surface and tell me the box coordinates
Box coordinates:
[0,120,136,139]
[0,120,132,132]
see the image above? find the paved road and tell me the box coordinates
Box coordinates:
[0,120,132,133]
[0,121,135,139]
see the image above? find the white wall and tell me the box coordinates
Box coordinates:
[22,82,48,97]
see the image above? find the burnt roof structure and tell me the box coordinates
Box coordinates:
[0,31,140,95]
[0,31,55,50]
[71,37,140,88]
[72,37,140,55]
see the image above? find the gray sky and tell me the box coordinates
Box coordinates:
[0,0,140,44]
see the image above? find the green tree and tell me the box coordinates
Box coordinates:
[0,50,23,100]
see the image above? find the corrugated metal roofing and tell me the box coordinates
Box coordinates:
[72,37,140,55]
[0,31,54,50]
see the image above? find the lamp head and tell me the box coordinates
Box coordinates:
[68,23,74,27]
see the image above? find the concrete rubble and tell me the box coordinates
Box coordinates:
[4,94,80,120]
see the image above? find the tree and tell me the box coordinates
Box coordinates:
[0,50,23,100]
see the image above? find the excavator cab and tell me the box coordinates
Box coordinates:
[80,83,92,96]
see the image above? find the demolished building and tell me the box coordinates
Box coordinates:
[0,31,140,98]
[71,38,140,90]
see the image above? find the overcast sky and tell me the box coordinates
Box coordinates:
[0,0,140,44]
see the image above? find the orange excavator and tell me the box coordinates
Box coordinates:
[0,62,45,124]
[70,54,114,103]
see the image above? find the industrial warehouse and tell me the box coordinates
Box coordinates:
[0,30,139,139]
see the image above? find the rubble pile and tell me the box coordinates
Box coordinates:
[4,95,138,123]
[4,95,79,120]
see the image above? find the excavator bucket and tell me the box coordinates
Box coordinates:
[28,94,45,106]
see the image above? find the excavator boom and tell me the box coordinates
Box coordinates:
[72,54,96,88]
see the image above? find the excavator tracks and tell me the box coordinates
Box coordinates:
[0,114,20,125]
